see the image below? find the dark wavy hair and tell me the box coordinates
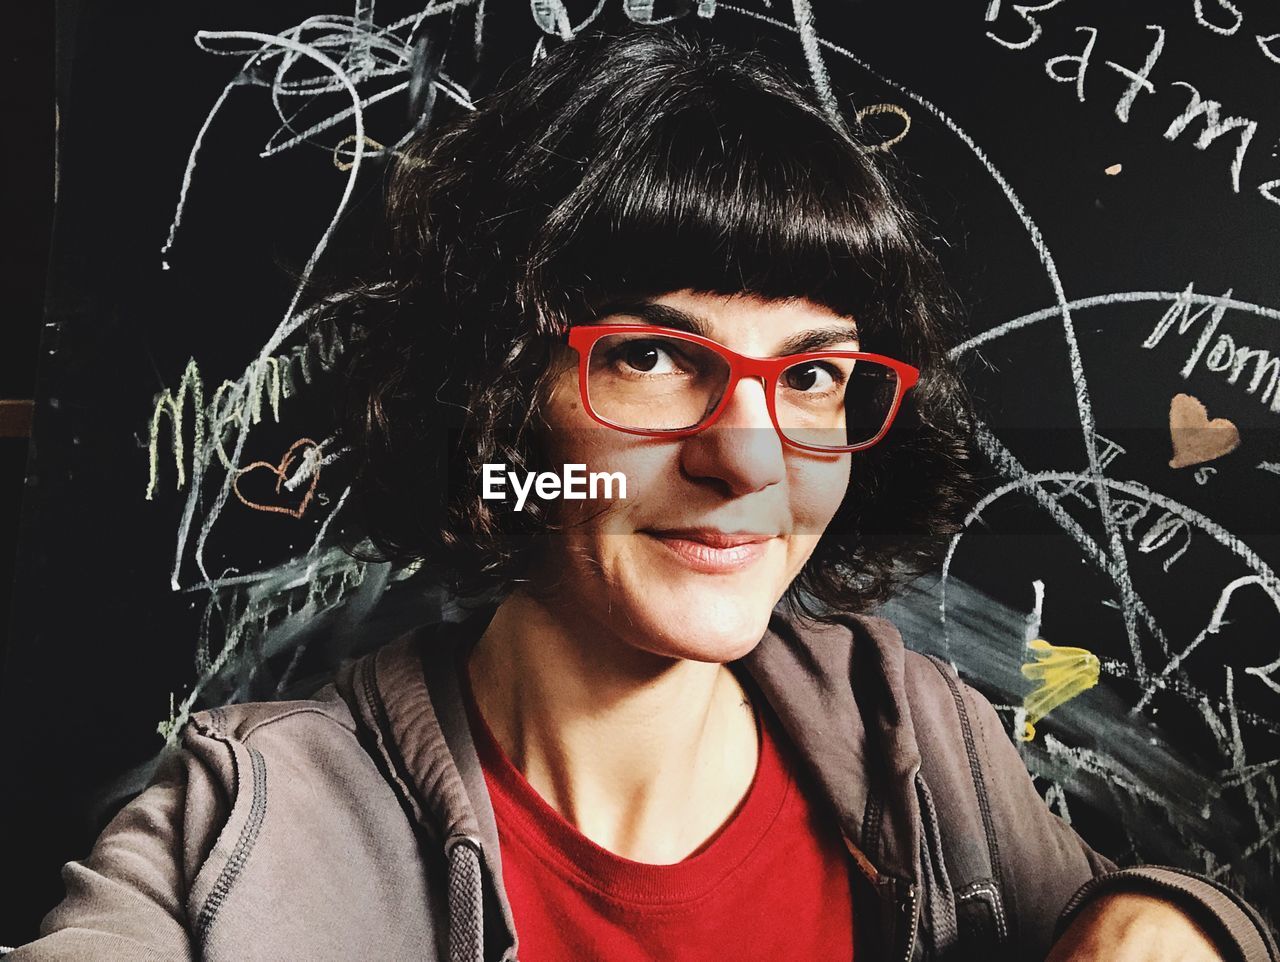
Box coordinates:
[329,25,977,617]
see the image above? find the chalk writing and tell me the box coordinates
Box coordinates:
[984,5,1280,208]
[1049,434,1125,509]
[1193,0,1243,37]
[145,312,346,502]
[1142,285,1280,415]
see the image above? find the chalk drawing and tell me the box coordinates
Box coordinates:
[1045,26,1097,103]
[855,102,911,151]
[1257,34,1280,65]
[1020,639,1102,741]
[1193,0,1243,38]
[1163,82,1257,194]
[334,134,387,170]
[232,437,323,518]
[1169,393,1241,469]
[145,311,346,500]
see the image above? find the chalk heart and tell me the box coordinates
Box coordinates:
[233,437,320,519]
[1168,393,1240,469]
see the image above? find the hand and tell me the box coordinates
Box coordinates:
[1045,891,1226,961]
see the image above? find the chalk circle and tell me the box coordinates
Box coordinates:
[333,134,386,171]
[854,102,910,152]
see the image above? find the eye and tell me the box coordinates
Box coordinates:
[782,361,842,393]
[616,340,680,375]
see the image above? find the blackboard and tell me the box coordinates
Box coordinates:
[4,0,1279,943]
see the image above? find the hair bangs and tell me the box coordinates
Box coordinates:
[531,74,908,331]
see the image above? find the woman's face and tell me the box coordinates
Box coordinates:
[533,290,854,664]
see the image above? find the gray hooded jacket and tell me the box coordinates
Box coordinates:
[7,611,1277,961]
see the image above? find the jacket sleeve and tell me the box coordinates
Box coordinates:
[3,744,227,961]
[959,680,1278,962]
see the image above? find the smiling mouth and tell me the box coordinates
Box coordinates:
[643,529,775,573]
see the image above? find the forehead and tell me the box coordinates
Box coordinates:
[623,290,859,353]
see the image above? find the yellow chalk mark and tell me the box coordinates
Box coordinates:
[1019,638,1100,741]
[333,134,385,171]
[855,103,911,152]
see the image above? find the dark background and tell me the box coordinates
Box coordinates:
[4,0,1280,946]
[0,0,53,907]
[0,3,52,669]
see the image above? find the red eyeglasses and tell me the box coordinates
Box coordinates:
[566,325,919,453]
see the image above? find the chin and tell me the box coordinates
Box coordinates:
[617,578,778,664]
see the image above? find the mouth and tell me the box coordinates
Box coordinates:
[642,528,776,573]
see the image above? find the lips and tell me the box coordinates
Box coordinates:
[649,529,773,548]
[643,528,775,573]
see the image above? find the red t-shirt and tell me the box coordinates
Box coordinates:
[461,667,855,961]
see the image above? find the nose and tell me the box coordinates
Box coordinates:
[679,376,786,497]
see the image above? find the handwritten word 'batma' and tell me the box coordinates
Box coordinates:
[984,2,1280,209]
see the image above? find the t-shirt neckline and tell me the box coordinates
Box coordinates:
[457,648,795,907]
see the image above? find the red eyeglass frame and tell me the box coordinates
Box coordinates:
[566,324,921,453]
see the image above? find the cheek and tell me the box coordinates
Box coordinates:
[788,456,852,535]
[539,379,675,527]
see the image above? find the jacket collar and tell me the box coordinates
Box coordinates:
[346,613,519,960]
[348,607,923,957]
[740,611,923,885]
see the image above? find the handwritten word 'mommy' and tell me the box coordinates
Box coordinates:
[984,3,1280,209]
[1143,283,1280,414]
[482,463,627,512]
[146,316,344,500]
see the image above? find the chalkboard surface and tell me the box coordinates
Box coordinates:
[4,0,1280,942]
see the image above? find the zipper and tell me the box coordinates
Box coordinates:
[842,832,919,962]
[897,882,920,962]
[841,834,882,887]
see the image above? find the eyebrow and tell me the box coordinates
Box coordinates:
[594,301,715,338]
[593,300,860,356]
[777,326,862,355]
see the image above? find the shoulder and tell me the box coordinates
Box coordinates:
[172,670,442,955]
[832,611,1009,740]
[183,681,359,756]
[175,670,400,840]
[177,678,367,792]
[791,610,1023,790]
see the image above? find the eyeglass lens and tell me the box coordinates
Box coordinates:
[585,332,900,449]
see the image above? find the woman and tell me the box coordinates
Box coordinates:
[12,26,1275,962]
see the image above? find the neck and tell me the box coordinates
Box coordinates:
[468,590,759,863]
